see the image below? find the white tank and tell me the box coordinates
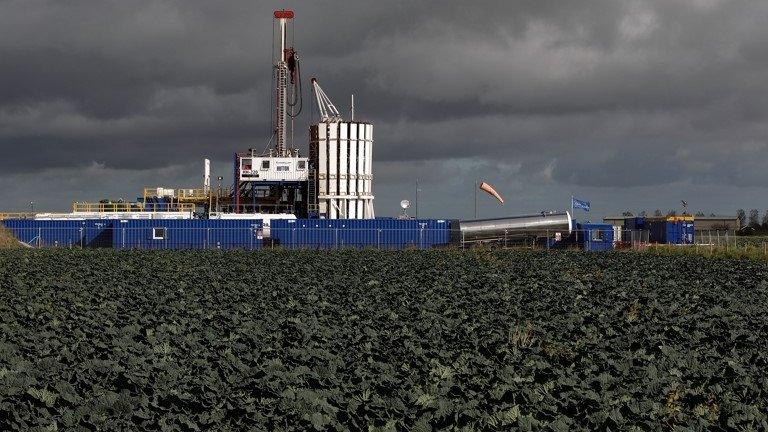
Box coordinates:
[310,121,374,219]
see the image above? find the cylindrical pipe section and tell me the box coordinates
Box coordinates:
[459,211,572,241]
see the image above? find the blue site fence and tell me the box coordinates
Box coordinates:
[1,227,454,250]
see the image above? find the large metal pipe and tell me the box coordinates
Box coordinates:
[458,211,572,241]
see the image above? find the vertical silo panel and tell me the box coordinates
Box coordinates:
[329,123,338,196]
[330,201,338,219]
[318,124,328,216]
[357,124,366,198]
[349,125,358,196]
[366,124,375,219]
[349,123,358,218]
[328,123,338,219]
[339,123,348,200]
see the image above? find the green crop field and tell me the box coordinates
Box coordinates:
[0,249,766,431]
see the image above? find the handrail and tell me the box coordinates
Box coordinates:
[72,202,195,213]
[143,187,227,202]
[0,212,35,220]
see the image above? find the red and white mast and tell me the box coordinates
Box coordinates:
[273,10,295,157]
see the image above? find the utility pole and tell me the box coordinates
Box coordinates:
[415,179,420,219]
[216,176,223,213]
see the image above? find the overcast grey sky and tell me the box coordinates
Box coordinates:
[1,0,766,219]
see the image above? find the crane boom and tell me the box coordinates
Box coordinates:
[311,78,342,122]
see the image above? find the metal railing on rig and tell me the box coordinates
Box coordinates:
[215,204,296,214]
[71,202,196,213]
[143,187,229,203]
[0,212,35,220]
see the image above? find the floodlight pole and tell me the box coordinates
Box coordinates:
[415,178,420,219]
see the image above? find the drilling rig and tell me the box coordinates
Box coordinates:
[232,10,309,216]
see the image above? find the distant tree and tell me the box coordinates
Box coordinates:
[695,211,705,217]
[639,211,647,217]
[709,213,716,217]
[749,209,760,227]
[762,210,768,229]
[667,209,677,216]
[654,209,663,217]
[737,209,746,227]
[621,211,634,217]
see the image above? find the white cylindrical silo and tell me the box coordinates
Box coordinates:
[310,120,374,219]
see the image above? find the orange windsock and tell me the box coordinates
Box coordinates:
[479,182,504,205]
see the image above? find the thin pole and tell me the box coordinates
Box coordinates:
[474,180,478,219]
[415,178,420,219]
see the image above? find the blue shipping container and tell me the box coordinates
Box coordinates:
[112,219,263,250]
[270,219,452,249]
[623,217,647,231]
[648,219,695,244]
[1,219,115,248]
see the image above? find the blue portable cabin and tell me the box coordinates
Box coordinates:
[1,219,115,248]
[270,218,453,249]
[112,219,263,250]
[578,223,615,251]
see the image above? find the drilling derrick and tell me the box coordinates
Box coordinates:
[274,10,300,157]
[230,10,308,216]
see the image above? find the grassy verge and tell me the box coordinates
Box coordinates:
[646,243,768,262]
[0,226,20,248]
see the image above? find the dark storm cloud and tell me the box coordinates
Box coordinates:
[1,0,768,215]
